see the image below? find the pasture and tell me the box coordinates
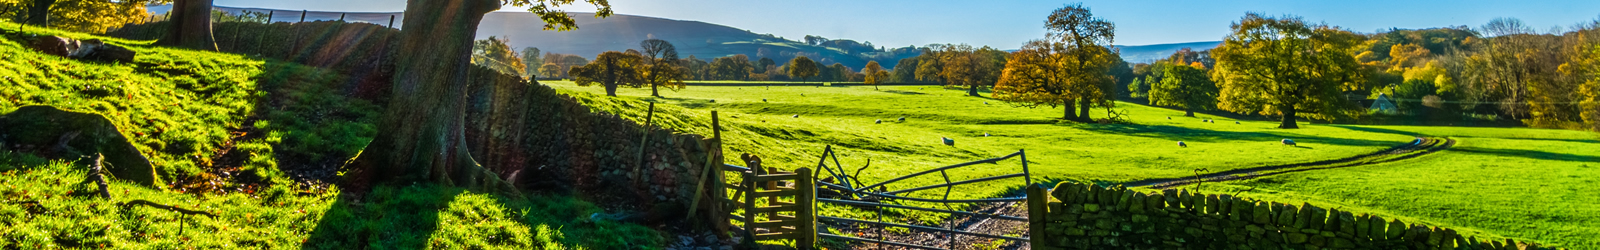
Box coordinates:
[545,80,1599,248]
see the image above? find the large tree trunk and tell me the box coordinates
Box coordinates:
[158,0,218,51]
[23,0,55,26]
[346,0,516,195]
[1184,109,1194,117]
[1078,98,1093,122]
[651,83,660,97]
[606,82,619,96]
[1279,107,1299,129]
[967,85,979,97]
[1062,100,1077,120]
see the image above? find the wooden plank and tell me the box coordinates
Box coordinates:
[750,205,799,214]
[751,220,800,229]
[752,189,797,198]
[748,174,800,183]
[752,233,802,241]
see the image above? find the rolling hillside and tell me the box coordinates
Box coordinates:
[1113,41,1222,63]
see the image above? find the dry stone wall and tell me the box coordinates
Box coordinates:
[1027,182,1562,250]
[462,65,722,216]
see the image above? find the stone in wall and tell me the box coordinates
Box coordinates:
[1028,182,1565,250]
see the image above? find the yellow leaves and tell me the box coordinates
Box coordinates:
[1189,62,1206,70]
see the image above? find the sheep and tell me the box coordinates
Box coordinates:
[763,99,768,102]
[1177,141,1188,148]
[793,114,800,118]
[898,117,906,122]
[942,137,955,146]
[983,133,990,137]
[1167,116,1172,119]
[875,119,882,124]
[1235,121,1240,124]
[1281,139,1297,147]
[709,99,715,103]
[984,101,989,105]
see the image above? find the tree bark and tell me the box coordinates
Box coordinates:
[651,83,659,97]
[1279,107,1299,129]
[606,82,619,96]
[24,0,55,26]
[1184,109,1194,117]
[158,0,218,51]
[967,84,979,97]
[1078,98,1093,122]
[346,0,516,195]
[1062,100,1078,120]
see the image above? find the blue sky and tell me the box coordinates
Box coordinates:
[211,0,1600,48]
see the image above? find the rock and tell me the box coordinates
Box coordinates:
[0,106,159,187]
[29,36,76,57]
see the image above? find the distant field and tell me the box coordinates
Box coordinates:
[1189,127,1600,248]
[542,80,1599,247]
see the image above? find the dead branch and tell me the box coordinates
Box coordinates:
[86,154,112,200]
[120,199,215,218]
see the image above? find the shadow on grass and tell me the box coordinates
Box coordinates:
[880,90,928,95]
[302,185,460,249]
[301,184,664,249]
[1449,146,1600,163]
[1074,123,1402,147]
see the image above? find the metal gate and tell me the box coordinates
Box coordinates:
[810,145,1034,250]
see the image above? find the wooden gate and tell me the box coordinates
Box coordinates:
[723,162,817,248]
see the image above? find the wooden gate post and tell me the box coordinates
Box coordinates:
[741,170,757,246]
[796,167,816,249]
[1026,184,1049,247]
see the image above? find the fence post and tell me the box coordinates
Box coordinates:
[709,111,728,238]
[796,167,815,249]
[299,10,306,23]
[387,15,395,29]
[1026,184,1048,247]
[633,102,655,187]
[741,171,757,246]
[338,13,345,22]
[266,10,273,23]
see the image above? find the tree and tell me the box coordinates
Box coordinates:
[862,60,888,89]
[538,63,562,79]
[159,0,218,51]
[521,47,542,77]
[346,0,612,193]
[1149,62,1218,117]
[788,56,819,83]
[638,39,686,97]
[891,57,920,82]
[1212,13,1365,129]
[709,55,753,80]
[993,4,1117,121]
[915,45,946,84]
[571,51,644,96]
[14,0,160,33]
[756,57,776,72]
[471,36,527,77]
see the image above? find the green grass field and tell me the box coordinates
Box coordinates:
[546,80,1599,248]
[0,22,659,249]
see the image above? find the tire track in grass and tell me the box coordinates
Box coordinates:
[1123,137,1456,189]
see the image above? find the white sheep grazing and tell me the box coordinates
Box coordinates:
[1235,121,1241,124]
[1167,116,1172,119]
[984,101,989,105]
[875,119,882,124]
[763,99,768,102]
[983,133,990,137]
[898,117,906,122]
[1281,139,1297,146]
[1178,141,1188,147]
[941,137,955,146]
[793,114,800,118]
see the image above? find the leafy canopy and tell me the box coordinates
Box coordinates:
[1212,13,1366,126]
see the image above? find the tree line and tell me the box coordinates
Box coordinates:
[1120,16,1600,130]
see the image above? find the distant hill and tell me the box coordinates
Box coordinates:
[203,7,916,70]
[201,6,1208,69]
[1113,41,1221,63]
